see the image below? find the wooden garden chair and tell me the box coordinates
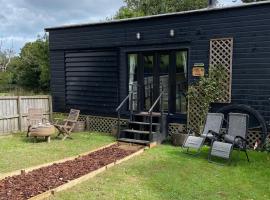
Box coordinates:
[27,108,49,137]
[54,109,80,140]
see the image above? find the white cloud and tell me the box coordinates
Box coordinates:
[0,0,124,53]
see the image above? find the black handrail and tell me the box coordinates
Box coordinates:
[116,94,130,113]
[148,90,164,140]
[115,83,137,139]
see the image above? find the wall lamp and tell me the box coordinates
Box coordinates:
[170,29,175,38]
[136,32,141,40]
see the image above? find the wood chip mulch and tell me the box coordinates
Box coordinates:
[0,144,141,200]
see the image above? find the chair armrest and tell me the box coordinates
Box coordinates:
[233,136,248,149]
[42,118,50,123]
[208,130,224,137]
[64,119,78,123]
[235,136,248,143]
[186,128,197,136]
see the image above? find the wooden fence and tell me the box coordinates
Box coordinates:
[0,96,52,135]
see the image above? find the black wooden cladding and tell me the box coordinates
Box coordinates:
[48,3,270,121]
[64,50,118,115]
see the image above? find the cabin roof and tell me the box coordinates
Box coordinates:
[45,1,270,31]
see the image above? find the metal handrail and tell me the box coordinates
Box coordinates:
[148,90,164,140]
[148,92,163,114]
[116,94,130,112]
[115,83,138,139]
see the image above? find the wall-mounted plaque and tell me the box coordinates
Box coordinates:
[192,63,205,77]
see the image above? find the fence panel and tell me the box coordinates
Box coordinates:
[0,96,52,135]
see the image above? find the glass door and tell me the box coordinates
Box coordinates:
[159,53,169,111]
[127,50,188,114]
[142,54,154,110]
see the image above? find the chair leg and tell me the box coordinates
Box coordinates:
[244,150,250,162]
[183,146,202,156]
[27,126,31,137]
[62,135,67,141]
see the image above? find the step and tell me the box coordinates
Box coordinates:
[118,138,150,145]
[121,129,157,135]
[135,112,161,117]
[128,121,160,126]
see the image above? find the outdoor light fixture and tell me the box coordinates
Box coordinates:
[136,32,141,40]
[170,29,175,37]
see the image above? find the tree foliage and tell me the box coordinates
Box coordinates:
[115,0,266,19]
[8,35,50,92]
[115,0,208,19]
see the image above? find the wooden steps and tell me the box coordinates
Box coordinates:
[117,111,165,145]
[118,138,150,145]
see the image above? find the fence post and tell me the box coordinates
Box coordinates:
[17,96,22,132]
[48,95,53,121]
[86,116,90,131]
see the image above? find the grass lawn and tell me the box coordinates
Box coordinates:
[49,144,270,200]
[0,132,115,174]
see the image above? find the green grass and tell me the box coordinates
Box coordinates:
[0,132,115,174]
[49,145,270,200]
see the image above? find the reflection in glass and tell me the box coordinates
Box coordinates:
[176,51,188,113]
[143,55,154,110]
[159,54,169,111]
[128,54,138,111]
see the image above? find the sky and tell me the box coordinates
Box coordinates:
[0,0,124,53]
[0,0,245,54]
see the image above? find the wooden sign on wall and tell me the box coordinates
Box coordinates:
[192,63,205,77]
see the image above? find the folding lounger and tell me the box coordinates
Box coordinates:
[208,113,250,164]
[182,113,224,155]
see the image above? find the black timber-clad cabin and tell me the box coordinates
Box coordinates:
[46,1,270,144]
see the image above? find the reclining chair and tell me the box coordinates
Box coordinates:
[182,113,224,155]
[208,113,250,164]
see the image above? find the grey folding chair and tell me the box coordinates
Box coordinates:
[208,113,250,164]
[182,113,224,155]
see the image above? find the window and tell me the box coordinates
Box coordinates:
[128,54,138,111]
[176,51,188,113]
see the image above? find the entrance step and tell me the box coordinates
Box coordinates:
[128,121,160,132]
[121,129,157,135]
[118,138,150,145]
[135,112,161,117]
[128,121,160,126]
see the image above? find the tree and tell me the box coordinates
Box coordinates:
[115,0,208,19]
[8,34,50,92]
[114,0,266,19]
[0,40,14,72]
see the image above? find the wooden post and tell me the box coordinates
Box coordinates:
[17,96,22,132]
[48,96,53,121]
[86,116,90,131]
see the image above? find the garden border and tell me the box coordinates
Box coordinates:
[29,145,146,200]
[0,142,117,180]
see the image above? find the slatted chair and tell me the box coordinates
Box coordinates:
[54,109,80,140]
[27,108,49,137]
[182,113,224,155]
[208,113,250,164]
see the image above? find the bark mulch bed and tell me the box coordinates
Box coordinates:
[0,144,142,200]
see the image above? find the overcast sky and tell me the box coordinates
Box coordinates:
[0,0,124,53]
[0,0,245,53]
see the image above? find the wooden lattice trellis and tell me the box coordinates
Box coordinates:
[187,38,233,133]
[86,115,128,133]
[187,87,209,134]
[168,123,187,136]
[53,113,128,133]
[209,38,233,103]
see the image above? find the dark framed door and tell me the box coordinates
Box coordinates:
[128,50,188,113]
